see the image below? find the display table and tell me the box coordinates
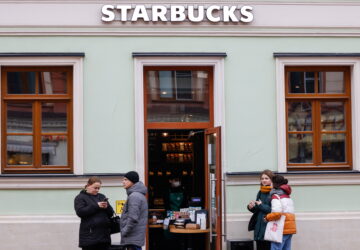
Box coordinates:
[149,224,163,228]
[169,225,209,233]
[169,225,209,250]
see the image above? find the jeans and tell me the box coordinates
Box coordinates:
[271,234,292,250]
[82,243,110,250]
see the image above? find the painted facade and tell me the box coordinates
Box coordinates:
[0,1,360,249]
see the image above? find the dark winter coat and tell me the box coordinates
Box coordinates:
[120,182,148,247]
[247,189,272,241]
[74,190,114,247]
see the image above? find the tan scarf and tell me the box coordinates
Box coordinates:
[260,185,272,193]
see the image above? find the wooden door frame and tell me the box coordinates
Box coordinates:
[205,127,222,250]
[134,56,225,249]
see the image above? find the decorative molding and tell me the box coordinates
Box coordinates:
[227,211,360,222]
[0,3,360,37]
[0,53,85,57]
[4,30,360,37]
[275,57,360,173]
[0,215,80,224]
[1,210,360,224]
[0,175,124,189]
[134,56,226,184]
[133,52,227,57]
[274,53,360,57]
[0,56,84,175]
[226,172,360,186]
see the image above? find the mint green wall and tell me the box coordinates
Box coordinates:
[1,36,358,173]
[227,185,360,213]
[0,187,126,215]
[1,36,360,213]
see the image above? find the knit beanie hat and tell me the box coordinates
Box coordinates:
[124,171,139,184]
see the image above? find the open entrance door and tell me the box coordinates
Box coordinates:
[205,127,222,250]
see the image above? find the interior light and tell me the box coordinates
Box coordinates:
[162,132,169,137]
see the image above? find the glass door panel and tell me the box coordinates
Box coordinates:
[205,127,222,250]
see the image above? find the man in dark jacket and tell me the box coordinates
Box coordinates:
[120,171,148,250]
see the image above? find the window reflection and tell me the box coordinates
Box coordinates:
[7,72,36,94]
[42,103,67,133]
[7,135,33,165]
[7,103,33,133]
[322,134,345,163]
[288,134,313,163]
[39,72,67,94]
[321,102,345,131]
[146,70,210,122]
[318,72,344,93]
[289,72,315,93]
[288,102,312,131]
[42,136,67,166]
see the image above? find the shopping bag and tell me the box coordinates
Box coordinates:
[110,214,121,234]
[264,215,286,243]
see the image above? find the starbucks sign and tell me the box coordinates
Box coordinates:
[101,5,254,23]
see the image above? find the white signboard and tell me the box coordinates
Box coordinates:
[102,5,254,23]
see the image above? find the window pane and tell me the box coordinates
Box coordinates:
[39,72,67,94]
[322,133,346,163]
[318,72,344,93]
[42,103,67,133]
[7,135,33,165]
[7,103,33,133]
[146,70,210,122]
[7,72,36,94]
[158,71,173,98]
[176,71,192,100]
[288,72,315,93]
[321,102,345,131]
[288,102,312,131]
[42,136,67,165]
[288,134,313,163]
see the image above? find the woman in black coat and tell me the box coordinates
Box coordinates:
[74,176,114,250]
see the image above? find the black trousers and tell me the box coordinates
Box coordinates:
[122,245,142,250]
[82,243,110,250]
[256,240,271,250]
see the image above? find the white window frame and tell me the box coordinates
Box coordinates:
[276,57,360,172]
[134,56,226,182]
[0,57,84,175]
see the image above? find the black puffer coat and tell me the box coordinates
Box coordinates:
[74,190,114,247]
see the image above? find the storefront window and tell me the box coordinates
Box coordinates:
[145,67,211,123]
[2,66,73,173]
[286,66,351,169]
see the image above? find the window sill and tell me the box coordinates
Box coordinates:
[0,174,124,189]
[226,171,360,186]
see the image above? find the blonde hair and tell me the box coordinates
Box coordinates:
[85,176,102,189]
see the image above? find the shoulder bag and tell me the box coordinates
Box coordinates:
[110,213,121,234]
[248,211,258,231]
[264,195,286,243]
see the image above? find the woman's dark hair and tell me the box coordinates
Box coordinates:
[272,175,288,189]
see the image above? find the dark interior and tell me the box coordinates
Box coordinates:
[147,129,206,250]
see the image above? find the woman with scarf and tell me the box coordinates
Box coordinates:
[247,169,274,250]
